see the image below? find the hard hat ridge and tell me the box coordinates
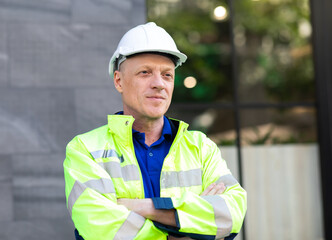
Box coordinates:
[109,22,187,76]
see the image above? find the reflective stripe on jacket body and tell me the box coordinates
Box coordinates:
[64,115,247,240]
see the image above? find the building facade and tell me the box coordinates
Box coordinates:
[0,1,146,239]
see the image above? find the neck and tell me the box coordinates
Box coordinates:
[131,115,164,147]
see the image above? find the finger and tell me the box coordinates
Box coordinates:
[206,182,226,196]
[212,182,226,195]
[215,182,226,194]
[201,183,215,196]
[206,185,219,195]
[200,183,216,196]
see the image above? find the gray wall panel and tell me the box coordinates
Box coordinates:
[12,153,65,176]
[14,199,68,220]
[12,153,66,220]
[9,24,125,87]
[0,0,146,238]
[131,0,146,24]
[75,88,123,133]
[0,0,71,11]
[0,89,76,154]
[0,23,8,86]
[0,155,13,222]
[72,0,132,25]
[0,219,74,240]
[0,0,71,23]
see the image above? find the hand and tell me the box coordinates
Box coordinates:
[117,198,176,227]
[117,198,149,215]
[200,182,226,196]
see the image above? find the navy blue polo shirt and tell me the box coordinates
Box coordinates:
[132,116,173,198]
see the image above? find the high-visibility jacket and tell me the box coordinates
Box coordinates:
[64,115,247,240]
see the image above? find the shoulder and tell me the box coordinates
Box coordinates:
[184,130,217,147]
[67,124,109,149]
[169,117,217,148]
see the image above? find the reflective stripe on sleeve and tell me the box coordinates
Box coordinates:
[160,168,202,189]
[98,161,140,181]
[216,174,239,188]
[67,178,116,216]
[90,149,124,162]
[202,195,232,238]
[114,211,146,240]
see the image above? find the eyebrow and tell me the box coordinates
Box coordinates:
[137,64,174,71]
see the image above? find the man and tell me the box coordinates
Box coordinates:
[64,22,246,240]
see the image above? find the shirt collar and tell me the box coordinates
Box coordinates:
[161,115,173,140]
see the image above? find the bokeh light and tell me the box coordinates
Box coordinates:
[213,6,228,21]
[184,76,197,88]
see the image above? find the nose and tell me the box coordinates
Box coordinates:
[150,73,165,90]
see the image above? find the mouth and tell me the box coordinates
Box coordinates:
[147,96,165,100]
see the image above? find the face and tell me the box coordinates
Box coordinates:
[113,53,175,121]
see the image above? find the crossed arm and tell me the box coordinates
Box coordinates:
[117,182,226,228]
[65,136,246,239]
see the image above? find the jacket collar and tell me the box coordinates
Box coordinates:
[107,114,189,146]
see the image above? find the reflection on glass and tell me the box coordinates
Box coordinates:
[239,107,317,145]
[147,0,233,103]
[234,0,315,103]
[167,107,236,145]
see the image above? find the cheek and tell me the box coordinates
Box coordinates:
[167,83,174,95]
[122,80,136,94]
[123,83,143,102]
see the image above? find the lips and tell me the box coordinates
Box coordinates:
[146,95,165,100]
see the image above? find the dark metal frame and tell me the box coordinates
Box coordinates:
[310,0,332,239]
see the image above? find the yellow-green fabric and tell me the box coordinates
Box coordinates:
[64,115,247,240]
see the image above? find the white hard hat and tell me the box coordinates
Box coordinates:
[109,22,187,76]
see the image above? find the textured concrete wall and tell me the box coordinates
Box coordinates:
[0,1,146,239]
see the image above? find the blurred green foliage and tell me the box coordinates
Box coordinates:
[147,0,233,102]
[234,0,314,102]
[147,0,315,103]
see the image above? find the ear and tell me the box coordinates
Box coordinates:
[113,70,123,93]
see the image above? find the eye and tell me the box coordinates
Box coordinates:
[138,70,150,76]
[163,72,174,79]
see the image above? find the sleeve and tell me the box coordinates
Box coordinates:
[63,136,167,240]
[151,137,247,240]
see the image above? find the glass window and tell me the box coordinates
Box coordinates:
[234,0,315,103]
[239,107,317,145]
[148,0,322,238]
[147,0,233,103]
[167,106,236,145]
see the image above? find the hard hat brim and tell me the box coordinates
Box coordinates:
[109,49,187,77]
